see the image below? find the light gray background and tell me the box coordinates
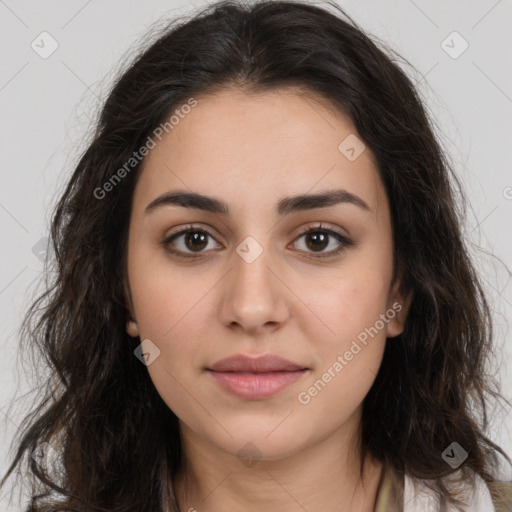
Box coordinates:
[1,0,511,508]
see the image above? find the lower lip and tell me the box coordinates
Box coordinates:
[207,370,308,399]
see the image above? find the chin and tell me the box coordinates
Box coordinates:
[210,427,307,462]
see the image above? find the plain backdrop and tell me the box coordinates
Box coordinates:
[1,0,511,509]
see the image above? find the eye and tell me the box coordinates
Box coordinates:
[292,223,353,259]
[161,223,353,260]
[162,224,220,258]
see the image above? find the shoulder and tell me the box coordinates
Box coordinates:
[375,462,512,512]
[488,479,512,512]
[404,469,512,512]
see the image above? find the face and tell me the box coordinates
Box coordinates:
[125,87,409,462]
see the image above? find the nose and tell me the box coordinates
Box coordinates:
[218,240,290,335]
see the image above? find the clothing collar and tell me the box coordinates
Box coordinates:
[374,463,509,512]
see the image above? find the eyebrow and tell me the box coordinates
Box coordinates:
[145,188,371,216]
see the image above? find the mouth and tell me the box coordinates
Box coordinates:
[206,354,309,400]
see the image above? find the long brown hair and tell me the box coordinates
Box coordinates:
[2,0,510,510]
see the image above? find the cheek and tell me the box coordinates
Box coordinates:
[296,272,389,419]
[298,341,384,432]
[302,263,391,347]
[136,292,209,420]
[132,283,210,370]
[127,254,207,396]
[128,245,203,339]
[296,261,391,406]
[142,300,218,433]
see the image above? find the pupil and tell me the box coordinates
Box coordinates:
[186,232,207,251]
[307,232,327,251]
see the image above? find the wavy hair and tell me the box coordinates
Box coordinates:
[2,0,510,510]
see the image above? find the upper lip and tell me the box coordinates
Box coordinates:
[208,354,307,373]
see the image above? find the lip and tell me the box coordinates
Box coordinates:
[207,354,309,400]
[208,354,306,373]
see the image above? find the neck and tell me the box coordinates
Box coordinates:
[171,419,383,512]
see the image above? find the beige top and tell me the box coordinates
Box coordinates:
[374,463,512,512]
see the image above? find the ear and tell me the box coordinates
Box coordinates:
[124,280,140,338]
[126,318,140,338]
[385,271,413,339]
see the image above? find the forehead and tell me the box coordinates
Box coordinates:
[134,87,387,220]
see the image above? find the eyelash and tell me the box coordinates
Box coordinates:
[161,223,353,260]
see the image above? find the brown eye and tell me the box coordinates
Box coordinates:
[181,231,209,252]
[162,226,220,258]
[294,223,353,259]
[161,223,353,260]
[304,231,329,252]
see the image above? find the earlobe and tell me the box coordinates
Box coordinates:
[126,318,140,338]
[123,280,139,337]
[385,276,413,339]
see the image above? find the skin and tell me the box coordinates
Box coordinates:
[125,87,411,512]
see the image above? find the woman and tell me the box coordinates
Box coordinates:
[2,0,511,510]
